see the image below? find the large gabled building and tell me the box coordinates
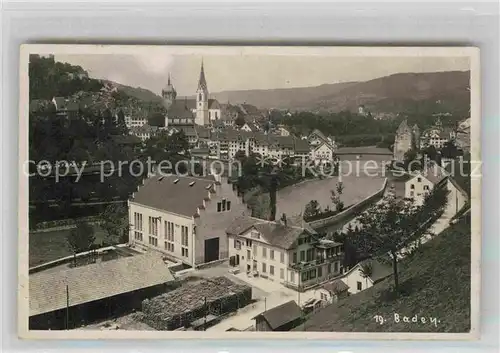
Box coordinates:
[128,174,249,267]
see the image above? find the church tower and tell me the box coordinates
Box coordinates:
[195,60,209,126]
[162,73,177,109]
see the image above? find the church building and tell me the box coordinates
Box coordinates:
[162,61,221,127]
[393,119,420,161]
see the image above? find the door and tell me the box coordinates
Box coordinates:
[204,237,220,263]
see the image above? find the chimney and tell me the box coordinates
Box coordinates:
[280,213,287,227]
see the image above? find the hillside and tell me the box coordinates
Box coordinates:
[209,71,470,114]
[210,82,358,110]
[101,80,164,104]
[296,216,471,332]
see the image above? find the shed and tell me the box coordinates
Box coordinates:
[252,300,302,331]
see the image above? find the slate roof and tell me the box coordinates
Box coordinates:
[408,162,447,185]
[252,300,302,330]
[226,216,317,250]
[131,175,216,217]
[29,253,175,316]
[321,279,349,294]
[336,146,392,155]
[168,100,196,119]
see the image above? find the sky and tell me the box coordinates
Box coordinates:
[54,53,470,97]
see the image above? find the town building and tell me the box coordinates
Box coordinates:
[252,300,303,331]
[404,162,447,206]
[315,279,350,304]
[341,259,392,295]
[226,216,344,291]
[51,96,79,118]
[124,115,148,128]
[129,124,159,142]
[393,119,420,161]
[128,174,249,267]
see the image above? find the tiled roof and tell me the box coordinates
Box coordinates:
[321,279,349,294]
[168,100,196,119]
[252,300,302,330]
[409,162,447,185]
[208,99,220,109]
[239,103,261,116]
[226,216,316,250]
[29,253,175,316]
[336,146,392,155]
[131,175,216,217]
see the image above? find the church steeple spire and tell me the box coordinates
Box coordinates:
[198,59,208,91]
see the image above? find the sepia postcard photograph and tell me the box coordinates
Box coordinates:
[18,45,480,340]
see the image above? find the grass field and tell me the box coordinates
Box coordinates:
[297,216,471,332]
[29,226,108,267]
[276,175,385,219]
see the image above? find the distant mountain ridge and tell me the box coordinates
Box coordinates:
[208,71,470,113]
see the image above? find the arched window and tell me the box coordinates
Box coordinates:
[198,93,202,101]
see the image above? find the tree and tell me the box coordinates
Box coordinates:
[440,140,459,159]
[330,188,345,212]
[235,115,246,128]
[116,109,128,134]
[421,145,439,164]
[359,261,373,288]
[100,203,129,244]
[304,200,321,220]
[403,149,421,172]
[351,194,430,293]
[67,222,96,255]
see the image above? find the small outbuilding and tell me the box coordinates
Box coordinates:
[252,300,302,332]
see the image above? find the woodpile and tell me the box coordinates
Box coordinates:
[141,276,252,330]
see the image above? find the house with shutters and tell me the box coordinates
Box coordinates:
[226,216,345,291]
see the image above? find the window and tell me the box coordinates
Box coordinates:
[262,247,267,258]
[357,281,362,291]
[300,251,305,262]
[410,184,415,189]
[417,177,422,182]
[246,239,252,247]
[410,191,414,197]
[280,268,284,279]
[301,271,309,282]
[134,231,143,241]
[290,272,295,283]
[182,248,188,257]
[293,252,297,264]
[424,185,429,190]
[309,269,317,279]
[269,250,274,260]
[134,212,143,231]
[222,199,226,211]
[165,241,174,252]
[247,249,251,259]
[262,263,267,273]
[217,202,222,212]
[318,266,323,278]
[234,239,241,250]
[181,226,189,246]
[298,238,303,246]
[148,217,158,236]
[280,252,285,263]
[165,221,174,241]
[253,244,257,254]
[270,265,275,276]
[148,236,158,247]
[334,262,339,273]
[306,248,314,262]
[227,201,231,211]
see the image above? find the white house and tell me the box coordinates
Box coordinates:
[341,259,392,294]
[404,163,447,206]
[310,141,335,165]
[125,116,148,128]
[226,218,344,291]
[315,279,350,304]
[128,174,248,267]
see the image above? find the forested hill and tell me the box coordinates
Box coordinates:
[29,55,164,117]
[210,70,470,114]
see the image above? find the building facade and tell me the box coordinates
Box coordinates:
[226,217,344,291]
[129,175,249,267]
[393,119,420,161]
